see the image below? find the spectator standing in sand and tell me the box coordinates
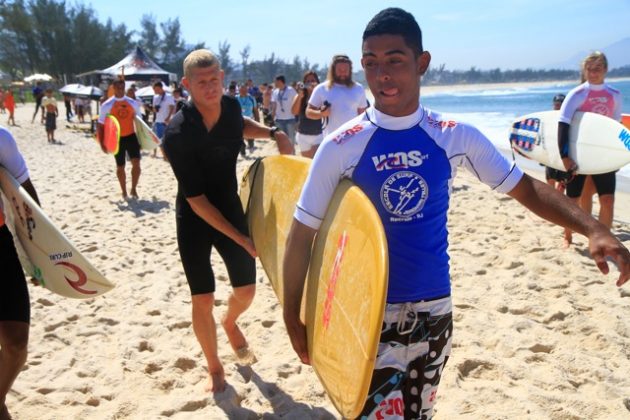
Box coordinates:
[41,89,58,144]
[283,8,630,419]
[63,93,73,122]
[558,51,623,247]
[237,83,260,155]
[4,89,15,126]
[97,79,143,200]
[306,54,368,137]
[31,82,44,124]
[261,83,273,126]
[163,49,294,393]
[0,126,41,420]
[271,75,297,145]
[291,71,323,158]
[151,81,175,158]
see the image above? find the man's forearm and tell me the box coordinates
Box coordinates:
[283,220,317,315]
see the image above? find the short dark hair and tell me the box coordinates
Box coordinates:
[275,75,286,84]
[363,8,423,55]
[153,81,163,88]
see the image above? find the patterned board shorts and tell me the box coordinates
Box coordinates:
[358,296,453,420]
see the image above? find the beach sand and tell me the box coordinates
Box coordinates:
[3,102,630,419]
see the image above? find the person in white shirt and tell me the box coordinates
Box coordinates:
[306,54,369,136]
[151,82,176,158]
[271,75,297,145]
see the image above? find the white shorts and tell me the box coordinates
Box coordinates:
[295,132,323,152]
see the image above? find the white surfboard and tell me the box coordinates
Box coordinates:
[134,116,161,151]
[0,167,114,298]
[510,111,630,174]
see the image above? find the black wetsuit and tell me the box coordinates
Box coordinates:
[163,96,255,295]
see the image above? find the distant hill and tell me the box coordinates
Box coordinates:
[549,37,630,70]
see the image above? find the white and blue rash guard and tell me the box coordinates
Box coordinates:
[295,105,524,303]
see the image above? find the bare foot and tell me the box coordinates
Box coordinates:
[204,365,226,393]
[221,317,257,364]
[130,189,138,199]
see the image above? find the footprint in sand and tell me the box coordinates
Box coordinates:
[261,320,275,328]
[456,359,497,380]
[144,363,162,374]
[138,340,154,352]
[173,357,197,371]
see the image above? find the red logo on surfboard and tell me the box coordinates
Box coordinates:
[322,231,348,330]
[56,261,97,295]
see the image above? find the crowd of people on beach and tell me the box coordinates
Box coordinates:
[1,7,630,420]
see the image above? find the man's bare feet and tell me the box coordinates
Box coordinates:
[204,365,226,393]
[130,189,138,199]
[563,232,573,249]
[221,317,257,364]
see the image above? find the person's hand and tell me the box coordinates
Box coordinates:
[320,105,331,118]
[562,157,577,175]
[274,130,295,155]
[588,227,630,286]
[283,310,311,365]
[238,235,257,258]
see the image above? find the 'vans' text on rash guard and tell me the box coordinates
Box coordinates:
[295,106,523,303]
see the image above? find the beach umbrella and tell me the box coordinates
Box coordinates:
[24,73,53,83]
[59,83,103,100]
[59,83,84,95]
[75,85,103,100]
[135,84,172,99]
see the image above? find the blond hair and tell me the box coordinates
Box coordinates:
[183,49,220,79]
[580,51,608,83]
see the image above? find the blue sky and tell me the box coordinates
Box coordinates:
[89,0,630,70]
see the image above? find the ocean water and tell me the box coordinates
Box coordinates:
[421,79,630,180]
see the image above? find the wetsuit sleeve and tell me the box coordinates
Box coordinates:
[0,128,29,183]
[458,124,523,194]
[163,125,205,198]
[557,86,586,157]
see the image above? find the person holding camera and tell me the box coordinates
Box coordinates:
[291,71,323,158]
[306,54,368,137]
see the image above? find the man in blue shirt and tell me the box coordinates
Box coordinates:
[282,8,630,419]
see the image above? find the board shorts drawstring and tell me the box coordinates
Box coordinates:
[396,302,418,335]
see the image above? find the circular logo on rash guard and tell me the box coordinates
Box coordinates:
[380,171,429,220]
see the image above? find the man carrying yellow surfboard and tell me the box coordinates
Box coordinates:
[0,125,41,420]
[97,79,143,200]
[283,8,630,419]
[162,50,293,393]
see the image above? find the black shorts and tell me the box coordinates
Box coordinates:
[566,172,616,198]
[545,166,570,183]
[45,112,56,131]
[115,134,141,167]
[0,225,30,323]
[176,201,255,295]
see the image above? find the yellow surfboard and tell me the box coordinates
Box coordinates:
[240,155,388,418]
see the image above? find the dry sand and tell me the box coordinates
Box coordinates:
[3,101,630,419]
